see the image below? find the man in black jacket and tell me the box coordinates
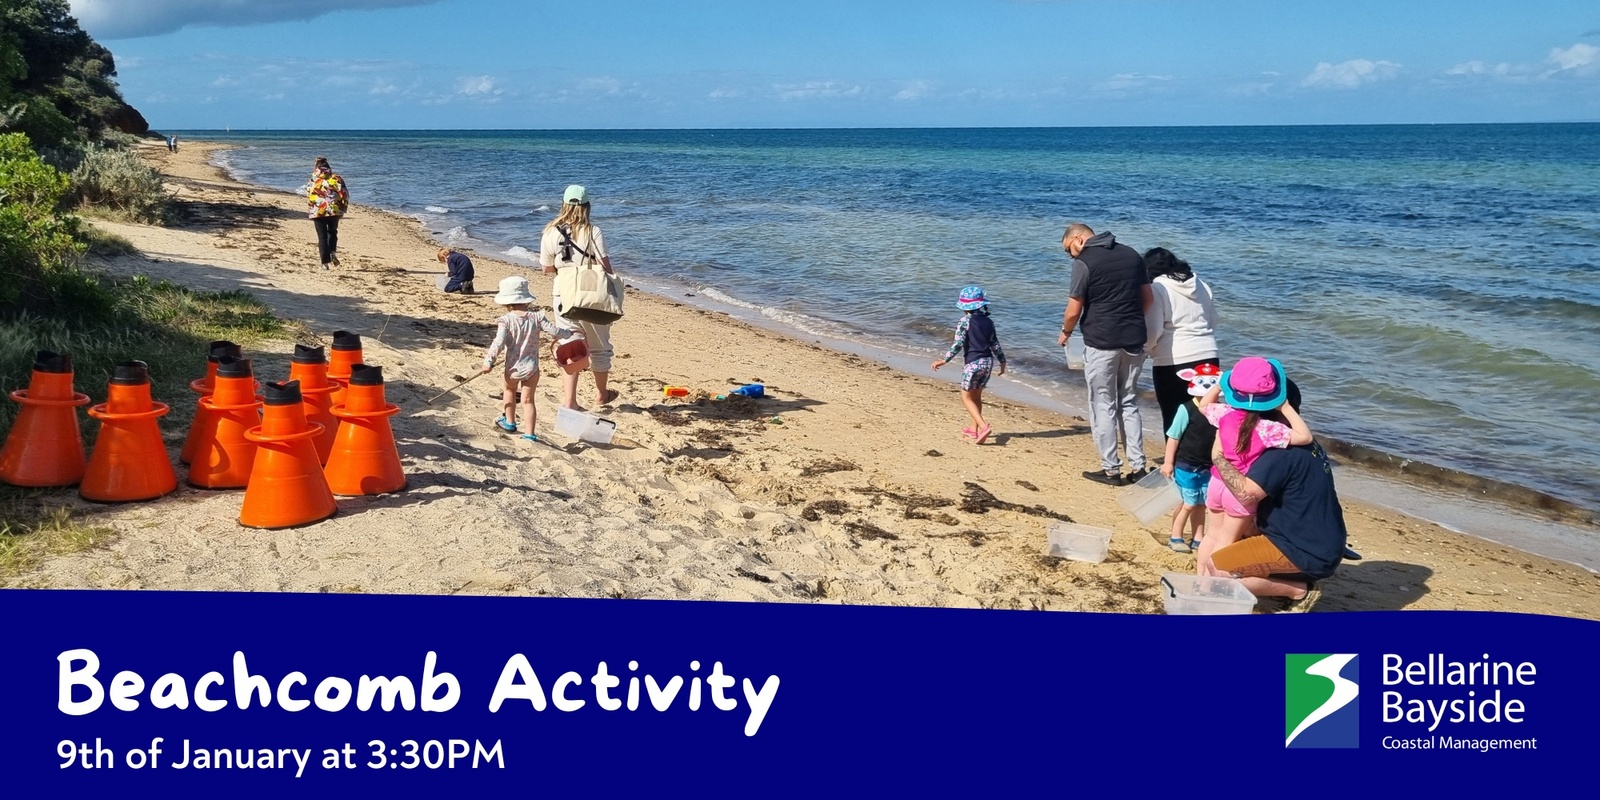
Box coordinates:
[1059,223,1153,486]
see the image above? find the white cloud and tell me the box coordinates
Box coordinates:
[708,88,743,100]
[774,81,864,101]
[1446,60,1513,77]
[69,0,444,40]
[457,76,497,96]
[1092,72,1172,94]
[892,80,933,101]
[1547,43,1599,72]
[1300,59,1401,89]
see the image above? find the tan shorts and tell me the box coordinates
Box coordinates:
[1211,534,1299,579]
[562,319,612,373]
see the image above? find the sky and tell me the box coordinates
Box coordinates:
[70,0,1600,129]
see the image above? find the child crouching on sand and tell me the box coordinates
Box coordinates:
[931,286,1007,444]
[480,276,582,441]
[1193,357,1312,574]
[1160,363,1222,553]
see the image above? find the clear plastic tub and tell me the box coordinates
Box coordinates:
[1046,522,1112,563]
[1159,573,1257,615]
[1063,336,1086,370]
[1118,468,1182,526]
[554,407,616,443]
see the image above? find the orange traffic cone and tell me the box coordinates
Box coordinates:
[325,364,405,496]
[0,351,91,487]
[81,361,178,503]
[240,381,337,529]
[326,330,363,409]
[289,344,339,464]
[180,340,242,465]
[187,357,262,489]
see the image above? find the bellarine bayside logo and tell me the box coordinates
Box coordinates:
[1286,654,1360,748]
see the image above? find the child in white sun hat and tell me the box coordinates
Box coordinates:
[480,275,583,441]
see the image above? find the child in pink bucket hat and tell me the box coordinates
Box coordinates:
[1193,357,1314,571]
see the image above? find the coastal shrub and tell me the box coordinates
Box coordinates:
[68,144,169,223]
[0,132,85,311]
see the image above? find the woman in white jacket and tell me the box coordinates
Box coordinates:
[1143,247,1220,432]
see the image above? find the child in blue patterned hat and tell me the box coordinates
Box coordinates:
[931,286,1007,444]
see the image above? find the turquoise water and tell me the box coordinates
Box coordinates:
[192,125,1600,517]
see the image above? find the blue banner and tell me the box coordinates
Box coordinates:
[1,589,1589,795]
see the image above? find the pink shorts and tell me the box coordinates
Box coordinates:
[1205,474,1255,518]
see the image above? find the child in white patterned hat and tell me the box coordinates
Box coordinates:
[480,275,582,441]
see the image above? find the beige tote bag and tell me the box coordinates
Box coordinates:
[552,225,624,324]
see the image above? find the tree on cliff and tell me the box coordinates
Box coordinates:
[0,0,147,149]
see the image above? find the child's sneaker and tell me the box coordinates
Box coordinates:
[495,416,518,433]
[1167,537,1191,553]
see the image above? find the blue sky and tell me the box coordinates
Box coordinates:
[72,0,1600,129]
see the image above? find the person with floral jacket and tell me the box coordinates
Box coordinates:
[304,156,349,270]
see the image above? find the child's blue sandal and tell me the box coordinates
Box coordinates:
[495,416,517,433]
[520,433,538,442]
[1168,537,1191,553]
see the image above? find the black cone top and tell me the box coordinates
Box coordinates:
[292,344,327,365]
[261,380,302,406]
[331,330,363,351]
[110,360,150,386]
[348,363,383,386]
[208,340,241,362]
[215,356,253,379]
[34,350,72,373]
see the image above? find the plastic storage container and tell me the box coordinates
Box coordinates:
[1117,468,1182,526]
[1063,336,1086,370]
[1159,573,1258,615]
[554,407,617,444]
[1045,522,1112,563]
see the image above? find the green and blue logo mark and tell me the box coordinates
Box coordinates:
[1286,654,1360,748]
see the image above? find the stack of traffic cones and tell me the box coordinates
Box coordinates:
[81,361,178,503]
[240,380,337,528]
[187,356,262,489]
[288,344,339,463]
[325,363,406,496]
[0,351,91,487]
[180,340,241,466]
[326,330,363,409]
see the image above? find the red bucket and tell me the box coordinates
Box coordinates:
[554,338,591,375]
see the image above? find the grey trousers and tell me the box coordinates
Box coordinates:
[1083,345,1146,473]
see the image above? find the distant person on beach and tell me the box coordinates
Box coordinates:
[1143,247,1219,432]
[166,134,178,153]
[303,156,349,271]
[1205,432,1348,611]
[539,184,618,409]
[480,276,583,441]
[1159,363,1222,553]
[436,248,476,294]
[1193,357,1313,570]
[931,286,1008,444]
[1059,223,1153,486]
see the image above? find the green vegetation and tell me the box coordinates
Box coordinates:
[1,0,147,149]
[0,2,280,581]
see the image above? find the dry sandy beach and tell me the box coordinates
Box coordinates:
[11,140,1598,619]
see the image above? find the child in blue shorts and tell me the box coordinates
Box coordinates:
[931,286,1007,445]
[1159,363,1222,552]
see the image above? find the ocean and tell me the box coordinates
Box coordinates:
[191,125,1600,543]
